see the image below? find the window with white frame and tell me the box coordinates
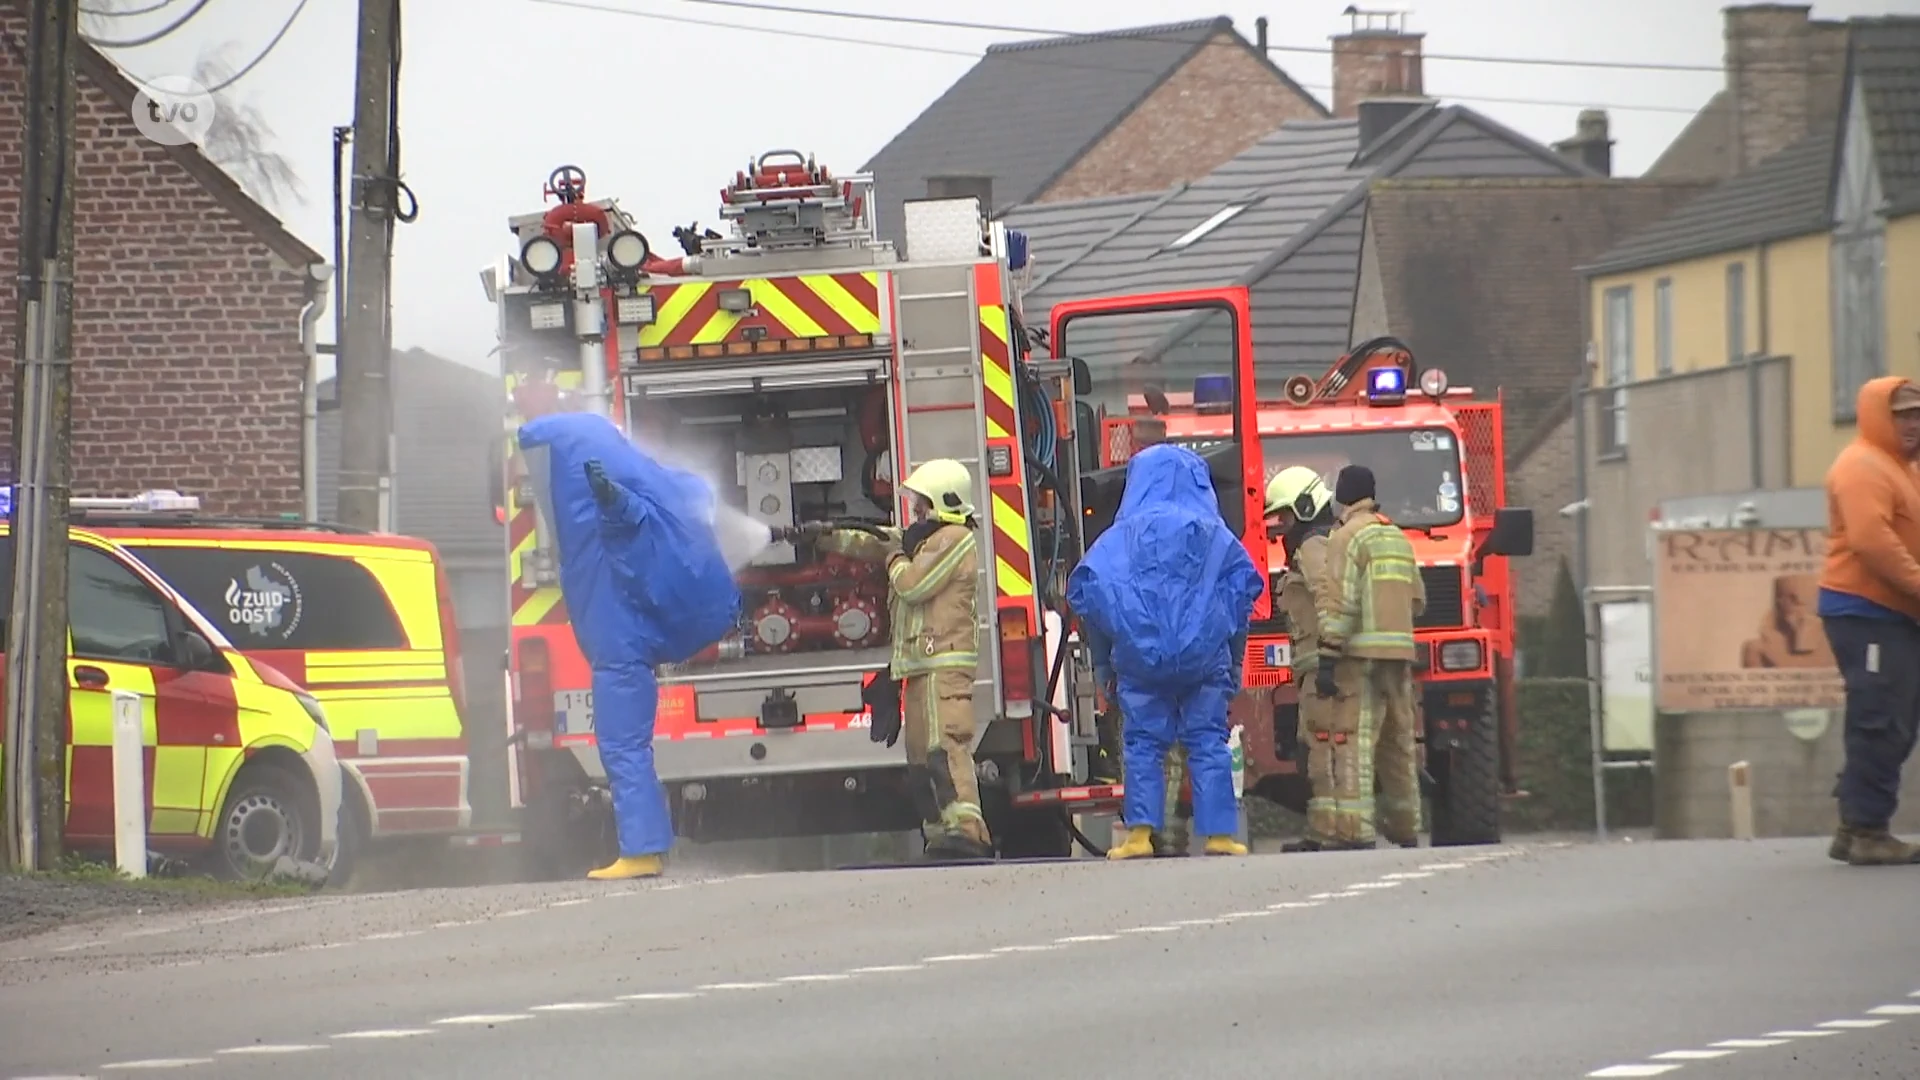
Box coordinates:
[1726,261,1747,362]
[1654,277,1674,376]
[1832,77,1887,422]
[1601,285,1633,454]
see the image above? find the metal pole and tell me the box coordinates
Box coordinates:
[334,0,399,529]
[1584,593,1609,843]
[6,0,78,872]
[1570,375,1606,842]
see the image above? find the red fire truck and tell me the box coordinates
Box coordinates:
[484,158,1278,869]
[1091,340,1534,845]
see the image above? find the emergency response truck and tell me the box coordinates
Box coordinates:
[1092,340,1534,845]
[489,158,1257,869]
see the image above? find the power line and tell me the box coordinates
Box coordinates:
[533,0,1705,116]
[112,0,309,98]
[80,0,178,16]
[648,0,1733,75]
[82,0,215,48]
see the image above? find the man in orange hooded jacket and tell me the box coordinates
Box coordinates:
[1818,376,1920,866]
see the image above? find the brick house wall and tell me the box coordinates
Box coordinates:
[1038,31,1326,203]
[0,17,324,516]
[1726,4,1848,174]
[1508,412,1577,617]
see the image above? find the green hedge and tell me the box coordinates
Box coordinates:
[1503,677,1653,833]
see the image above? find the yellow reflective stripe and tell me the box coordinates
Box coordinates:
[980,363,1014,441]
[304,649,446,668]
[233,680,314,750]
[995,556,1033,598]
[311,695,462,741]
[891,532,975,604]
[349,557,442,650]
[635,281,712,347]
[513,588,563,626]
[116,536,434,563]
[310,685,450,701]
[200,746,244,837]
[302,665,448,685]
[991,494,1029,555]
[809,272,882,332]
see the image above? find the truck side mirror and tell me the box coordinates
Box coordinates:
[177,630,217,672]
[1479,507,1535,559]
[1070,357,1091,397]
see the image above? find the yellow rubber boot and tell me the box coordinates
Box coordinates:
[1203,836,1249,857]
[1107,826,1157,860]
[587,854,664,880]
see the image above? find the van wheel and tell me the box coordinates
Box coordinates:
[212,764,318,882]
[325,779,366,888]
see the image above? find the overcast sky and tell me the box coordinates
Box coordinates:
[90,0,1918,376]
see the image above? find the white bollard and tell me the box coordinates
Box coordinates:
[110,689,146,879]
[1728,760,1755,842]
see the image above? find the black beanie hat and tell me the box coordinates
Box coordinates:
[1334,465,1376,505]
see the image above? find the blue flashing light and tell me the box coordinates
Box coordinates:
[1007,230,1029,271]
[0,485,10,520]
[1367,365,1407,403]
[1193,374,1234,414]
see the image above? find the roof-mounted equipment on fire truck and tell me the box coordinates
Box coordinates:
[1419,367,1449,397]
[1282,375,1315,407]
[709,149,880,256]
[72,490,202,514]
[1192,374,1234,416]
[1366,365,1407,406]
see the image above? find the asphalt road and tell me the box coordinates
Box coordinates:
[2,838,1917,1079]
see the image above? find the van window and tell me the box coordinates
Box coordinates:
[70,545,176,665]
[129,546,408,650]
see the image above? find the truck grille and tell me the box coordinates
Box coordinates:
[1416,565,1466,629]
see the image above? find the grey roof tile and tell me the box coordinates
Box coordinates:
[1645,91,1735,182]
[862,18,1231,245]
[1580,128,1837,275]
[1849,17,1920,209]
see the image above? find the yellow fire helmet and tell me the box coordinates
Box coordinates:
[1265,465,1332,520]
[902,458,975,524]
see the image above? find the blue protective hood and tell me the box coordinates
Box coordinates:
[1067,444,1262,688]
[518,412,741,667]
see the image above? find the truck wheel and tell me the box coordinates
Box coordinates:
[211,763,320,882]
[1429,705,1502,847]
[324,779,366,889]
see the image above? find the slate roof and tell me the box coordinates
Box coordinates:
[1366,177,1716,456]
[1578,128,1838,276]
[1849,17,1920,212]
[861,17,1320,247]
[1644,91,1734,182]
[1005,103,1592,383]
[315,349,504,566]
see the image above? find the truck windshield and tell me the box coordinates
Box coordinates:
[1170,427,1465,528]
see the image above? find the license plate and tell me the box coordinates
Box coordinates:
[1264,643,1292,668]
[555,689,594,734]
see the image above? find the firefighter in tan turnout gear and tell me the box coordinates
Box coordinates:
[1262,465,1359,853]
[1312,465,1426,849]
[825,459,994,860]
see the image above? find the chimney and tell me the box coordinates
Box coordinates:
[1724,4,1847,172]
[1552,109,1614,176]
[1330,7,1424,119]
[1256,15,1268,55]
[926,175,994,216]
[1358,97,1432,149]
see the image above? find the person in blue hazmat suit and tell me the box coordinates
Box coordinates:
[517,412,742,881]
[1068,443,1264,860]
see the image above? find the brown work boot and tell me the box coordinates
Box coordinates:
[1845,828,1920,866]
[1829,825,1853,863]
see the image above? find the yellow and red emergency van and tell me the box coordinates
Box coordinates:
[0,504,343,881]
[75,491,489,861]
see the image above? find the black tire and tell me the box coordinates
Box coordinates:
[324,775,366,888]
[983,784,1074,859]
[522,775,613,881]
[210,764,322,882]
[1429,704,1502,847]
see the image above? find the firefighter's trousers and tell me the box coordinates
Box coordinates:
[903,670,991,846]
[1303,658,1421,846]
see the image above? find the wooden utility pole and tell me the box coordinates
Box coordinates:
[5,0,79,871]
[334,0,398,530]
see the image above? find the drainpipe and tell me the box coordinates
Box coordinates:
[299,264,334,522]
[1750,241,1772,489]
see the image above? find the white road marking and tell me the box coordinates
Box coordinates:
[331,1029,434,1039]
[846,964,925,973]
[547,898,594,908]
[530,1002,619,1012]
[1219,910,1272,919]
[215,1044,327,1054]
[923,953,992,963]
[1348,881,1402,890]
[1585,1066,1681,1078]
[1056,934,1120,942]
[1420,862,1469,870]
[1766,1030,1841,1037]
[295,942,347,953]
[1120,925,1181,933]
[1324,891,1364,899]
[495,909,534,919]
[698,982,777,991]
[1711,1039,1789,1048]
[435,1014,532,1025]
[990,945,1059,954]
[1381,871,1434,880]
[1268,901,1324,910]
[618,991,704,1000]
[1650,1049,1735,1060]
[1308,892,1340,900]
[362,931,421,941]
[1170,918,1227,926]
[99,1061,215,1070]
[1819,1019,1890,1029]
[1868,1004,1920,1015]
[779,973,853,983]
[51,943,98,953]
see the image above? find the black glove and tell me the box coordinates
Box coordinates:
[1314,655,1339,700]
[584,460,620,509]
[901,519,942,558]
[862,677,903,749]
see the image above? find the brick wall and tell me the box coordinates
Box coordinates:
[0,23,314,516]
[1038,32,1325,203]
[1509,412,1578,617]
[1331,30,1424,118]
[1727,5,1849,173]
